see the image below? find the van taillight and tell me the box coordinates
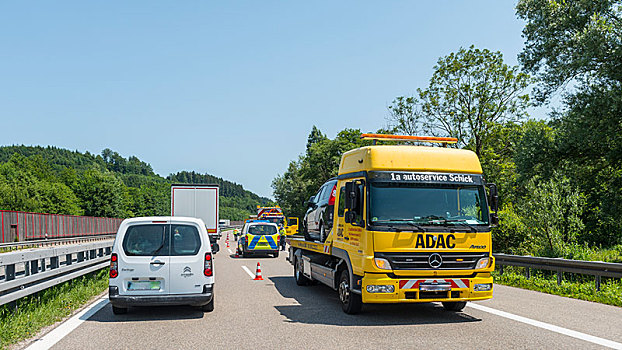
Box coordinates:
[204,253,213,276]
[110,253,118,278]
[328,184,337,205]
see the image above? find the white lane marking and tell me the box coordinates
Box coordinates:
[227,248,233,254]
[26,296,109,350]
[241,265,255,279]
[468,303,622,350]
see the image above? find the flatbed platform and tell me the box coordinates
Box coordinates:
[286,236,331,254]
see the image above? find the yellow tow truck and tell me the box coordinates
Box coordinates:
[287,134,498,314]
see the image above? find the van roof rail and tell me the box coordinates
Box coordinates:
[361,133,458,146]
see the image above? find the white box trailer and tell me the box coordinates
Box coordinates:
[171,184,221,249]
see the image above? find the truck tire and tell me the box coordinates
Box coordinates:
[112,305,127,315]
[442,301,467,311]
[201,296,214,312]
[294,256,311,286]
[338,270,362,314]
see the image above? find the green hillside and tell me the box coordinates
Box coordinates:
[0,145,270,220]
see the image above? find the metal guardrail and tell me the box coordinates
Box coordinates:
[494,253,622,291]
[0,234,116,251]
[0,240,114,306]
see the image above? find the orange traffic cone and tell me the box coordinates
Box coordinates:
[254,262,263,280]
[226,240,230,248]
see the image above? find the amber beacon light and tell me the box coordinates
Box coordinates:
[360,133,458,145]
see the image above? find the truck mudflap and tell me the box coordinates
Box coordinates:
[361,274,493,303]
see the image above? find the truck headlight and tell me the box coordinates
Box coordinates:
[475,257,490,269]
[374,258,392,270]
[474,283,492,291]
[366,285,395,293]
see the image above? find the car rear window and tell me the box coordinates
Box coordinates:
[122,224,202,256]
[247,224,277,235]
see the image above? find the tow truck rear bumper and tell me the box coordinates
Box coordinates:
[361,274,493,303]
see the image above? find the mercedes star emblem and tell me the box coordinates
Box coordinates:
[428,253,443,268]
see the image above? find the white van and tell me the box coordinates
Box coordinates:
[108,217,215,314]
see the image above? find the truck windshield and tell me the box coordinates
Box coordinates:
[369,183,489,227]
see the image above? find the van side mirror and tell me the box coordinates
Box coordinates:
[307,195,315,207]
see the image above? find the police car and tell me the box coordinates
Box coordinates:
[237,221,281,258]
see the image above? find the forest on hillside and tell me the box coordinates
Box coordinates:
[0,146,271,220]
[273,1,622,262]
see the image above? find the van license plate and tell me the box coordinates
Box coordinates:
[128,281,161,290]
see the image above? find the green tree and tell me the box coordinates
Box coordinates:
[74,167,128,217]
[517,174,586,255]
[388,46,531,157]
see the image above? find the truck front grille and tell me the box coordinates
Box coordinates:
[375,252,488,270]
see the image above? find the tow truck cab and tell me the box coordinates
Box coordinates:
[288,134,498,314]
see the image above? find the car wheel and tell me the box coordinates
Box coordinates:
[202,296,214,312]
[319,223,326,243]
[112,305,127,315]
[273,251,279,258]
[338,269,362,314]
[442,301,467,311]
[294,256,311,286]
[303,220,312,241]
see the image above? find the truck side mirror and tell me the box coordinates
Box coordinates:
[490,213,499,227]
[486,183,499,213]
[345,182,354,210]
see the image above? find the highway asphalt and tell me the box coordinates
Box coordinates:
[27,232,622,349]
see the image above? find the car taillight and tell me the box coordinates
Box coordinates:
[110,253,118,278]
[204,252,213,276]
[328,184,337,205]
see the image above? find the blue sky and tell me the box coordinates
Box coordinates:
[0,1,537,198]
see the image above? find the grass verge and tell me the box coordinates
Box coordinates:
[493,268,622,307]
[0,268,109,349]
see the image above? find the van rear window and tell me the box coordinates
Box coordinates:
[122,224,168,256]
[122,224,201,256]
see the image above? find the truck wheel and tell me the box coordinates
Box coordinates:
[112,305,127,315]
[338,270,362,314]
[294,256,310,286]
[442,301,467,311]
[303,221,312,241]
[201,296,214,312]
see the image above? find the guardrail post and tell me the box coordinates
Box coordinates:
[66,253,72,265]
[90,249,96,259]
[77,251,84,262]
[30,260,38,275]
[105,247,111,255]
[50,256,59,269]
[40,258,46,272]
[498,265,504,275]
[557,270,562,285]
[596,275,601,291]
[98,248,103,257]
[525,267,530,279]
[5,264,15,281]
